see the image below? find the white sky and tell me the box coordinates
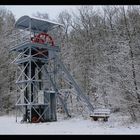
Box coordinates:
[1,5,81,20]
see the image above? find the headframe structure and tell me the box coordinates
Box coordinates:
[10,15,94,123]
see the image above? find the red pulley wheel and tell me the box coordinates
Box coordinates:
[31,116,40,123]
[31,32,54,46]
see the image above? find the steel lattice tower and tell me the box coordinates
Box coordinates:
[10,15,95,123]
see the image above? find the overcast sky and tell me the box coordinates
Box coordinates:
[0,5,81,20]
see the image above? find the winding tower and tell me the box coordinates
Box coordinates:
[10,15,95,123]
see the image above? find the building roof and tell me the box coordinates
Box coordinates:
[15,15,64,33]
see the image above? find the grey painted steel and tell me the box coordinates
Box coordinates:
[16,80,42,84]
[11,43,58,122]
[10,15,64,123]
[11,15,95,123]
[15,57,48,64]
[54,54,95,112]
[10,41,60,52]
[15,15,64,33]
[44,65,71,117]
[44,91,57,121]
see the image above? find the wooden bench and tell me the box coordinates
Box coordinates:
[90,108,111,122]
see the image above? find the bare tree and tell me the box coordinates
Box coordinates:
[0,7,16,114]
[32,11,49,19]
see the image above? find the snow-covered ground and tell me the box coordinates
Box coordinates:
[0,113,140,135]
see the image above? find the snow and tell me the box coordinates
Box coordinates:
[0,113,140,135]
